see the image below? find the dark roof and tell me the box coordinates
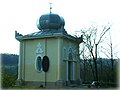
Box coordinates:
[15,29,82,43]
[37,13,65,30]
[23,29,67,38]
[15,12,83,43]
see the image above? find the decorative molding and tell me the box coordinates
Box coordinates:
[63,43,78,62]
[35,43,43,54]
[73,48,77,60]
[15,31,23,37]
[63,47,67,60]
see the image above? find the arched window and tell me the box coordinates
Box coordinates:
[35,56,42,72]
[63,48,67,60]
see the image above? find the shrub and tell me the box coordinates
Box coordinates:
[1,71,17,88]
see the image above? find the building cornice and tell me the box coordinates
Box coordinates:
[15,31,83,43]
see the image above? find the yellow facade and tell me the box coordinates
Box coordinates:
[15,12,83,87]
[16,34,81,87]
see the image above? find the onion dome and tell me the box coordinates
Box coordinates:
[37,13,65,30]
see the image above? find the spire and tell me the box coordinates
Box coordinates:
[49,2,52,13]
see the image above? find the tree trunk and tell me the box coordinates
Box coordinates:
[88,60,95,79]
[83,60,86,82]
[94,44,98,81]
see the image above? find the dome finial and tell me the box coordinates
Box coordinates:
[49,2,52,13]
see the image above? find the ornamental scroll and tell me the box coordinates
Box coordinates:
[35,43,43,54]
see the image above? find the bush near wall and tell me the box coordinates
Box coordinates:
[1,70,17,88]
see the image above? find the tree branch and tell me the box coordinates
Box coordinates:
[97,26,111,45]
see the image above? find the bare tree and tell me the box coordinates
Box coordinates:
[80,24,111,82]
[101,31,119,82]
[101,31,119,68]
[79,43,95,82]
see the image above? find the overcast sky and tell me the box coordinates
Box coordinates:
[0,0,120,58]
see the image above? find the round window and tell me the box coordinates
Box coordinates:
[35,56,42,72]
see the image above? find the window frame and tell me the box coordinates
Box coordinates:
[35,55,42,73]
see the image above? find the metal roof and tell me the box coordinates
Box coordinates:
[15,29,82,43]
[24,29,67,38]
[37,13,65,30]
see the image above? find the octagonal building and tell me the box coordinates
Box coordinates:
[15,12,83,87]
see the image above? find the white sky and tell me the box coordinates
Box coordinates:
[0,0,120,58]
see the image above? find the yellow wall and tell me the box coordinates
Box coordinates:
[60,38,80,81]
[21,38,59,82]
[20,36,80,83]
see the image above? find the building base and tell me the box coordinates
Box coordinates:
[16,79,82,88]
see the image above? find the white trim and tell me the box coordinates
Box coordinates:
[66,61,68,81]
[17,42,22,80]
[36,43,43,54]
[35,55,43,73]
[63,47,67,60]
[58,40,60,80]
[72,61,75,80]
